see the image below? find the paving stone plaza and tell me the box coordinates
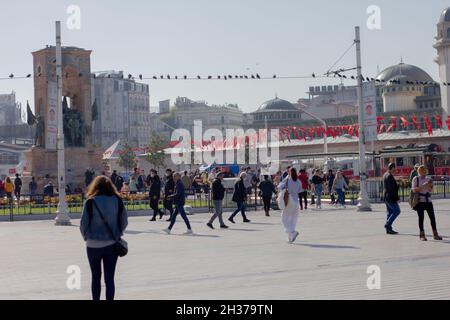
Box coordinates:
[1,200,450,300]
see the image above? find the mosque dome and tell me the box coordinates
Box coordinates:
[440,7,450,23]
[256,97,297,112]
[376,63,433,83]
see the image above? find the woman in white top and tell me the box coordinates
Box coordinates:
[411,165,442,241]
[278,167,303,243]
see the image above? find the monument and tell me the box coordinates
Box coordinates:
[23,45,103,191]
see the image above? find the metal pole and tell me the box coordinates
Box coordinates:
[297,104,328,160]
[355,26,372,211]
[54,21,71,225]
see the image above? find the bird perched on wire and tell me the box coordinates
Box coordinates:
[167,75,171,79]
[139,75,143,80]
[208,76,212,79]
[251,75,255,79]
[256,74,261,79]
[312,73,316,78]
[197,75,201,79]
[153,76,157,80]
[273,75,277,78]
[184,75,187,79]
[26,74,31,78]
[128,74,133,79]
[244,75,248,79]
[9,74,14,78]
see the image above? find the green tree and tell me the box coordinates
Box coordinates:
[145,133,168,170]
[118,143,137,174]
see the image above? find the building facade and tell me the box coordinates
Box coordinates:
[91,71,151,148]
[173,97,244,135]
[0,92,22,126]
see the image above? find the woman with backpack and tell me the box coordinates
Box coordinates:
[80,176,128,300]
[411,166,443,241]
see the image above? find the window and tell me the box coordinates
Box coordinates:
[447,28,450,38]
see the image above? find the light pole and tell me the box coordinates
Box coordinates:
[297,102,328,161]
[355,26,372,212]
[54,21,71,225]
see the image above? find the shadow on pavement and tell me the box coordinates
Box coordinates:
[293,243,360,249]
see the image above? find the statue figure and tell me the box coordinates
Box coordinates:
[35,115,45,147]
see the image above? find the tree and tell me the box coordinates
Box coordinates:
[117,143,137,174]
[145,133,168,170]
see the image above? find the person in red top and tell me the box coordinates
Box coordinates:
[298,169,309,210]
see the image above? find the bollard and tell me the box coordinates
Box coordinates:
[9,201,13,222]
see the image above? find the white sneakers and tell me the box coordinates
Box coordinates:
[163,228,194,235]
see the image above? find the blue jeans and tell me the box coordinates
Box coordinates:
[336,189,345,205]
[87,244,119,301]
[315,184,323,206]
[168,204,191,230]
[230,201,248,220]
[385,202,401,229]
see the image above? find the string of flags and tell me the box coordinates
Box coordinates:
[166,115,450,152]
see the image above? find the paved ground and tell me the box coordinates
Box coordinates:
[1,200,450,300]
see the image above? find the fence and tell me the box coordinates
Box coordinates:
[1,179,449,221]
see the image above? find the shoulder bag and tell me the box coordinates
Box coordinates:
[92,199,128,257]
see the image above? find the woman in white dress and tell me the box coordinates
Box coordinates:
[278,168,303,243]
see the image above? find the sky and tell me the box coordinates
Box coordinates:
[0,0,448,115]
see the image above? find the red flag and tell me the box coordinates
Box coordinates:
[378,124,385,134]
[424,115,433,135]
[376,116,385,123]
[446,116,450,129]
[292,127,303,141]
[411,115,421,130]
[435,115,443,129]
[400,115,408,128]
[387,116,397,133]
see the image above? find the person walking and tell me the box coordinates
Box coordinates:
[79,176,128,301]
[163,169,175,222]
[163,172,193,235]
[258,175,276,216]
[332,171,348,208]
[207,172,228,229]
[4,177,14,202]
[29,177,38,201]
[298,169,309,210]
[128,176,138,194]
[278,168,303,243]
[311,169,324,209]
[409,164,420,183]
[228,172,251,223]
[411,165,443,241]
[181,170,192,189]
[383,163,401,235]
[326,170,336,205]
[0,178,5,198]
[149,169,164,221]
[14,173,22,201]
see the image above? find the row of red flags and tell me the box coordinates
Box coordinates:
[167,115,450,150]
[377,115,450,136]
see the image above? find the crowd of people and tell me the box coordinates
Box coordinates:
[76,163,444,300]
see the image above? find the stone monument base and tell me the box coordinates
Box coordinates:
[22,147,105,194]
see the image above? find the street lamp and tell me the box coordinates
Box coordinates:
[297,102,328,160]
[54,21,71,225]
[355,26,372,212]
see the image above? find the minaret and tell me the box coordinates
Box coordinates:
[434,8,450,129]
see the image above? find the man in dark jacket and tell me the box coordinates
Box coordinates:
[383,163,401,235]
[163,172,192,235]
[258,175,276,216]
[228,172,251,223]
[207,172,228,229]
[163,169,175,221]
[149,169,164,221]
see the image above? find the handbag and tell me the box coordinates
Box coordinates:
[408,178,420,211]
[92,199,128,257]
[283,179,290,207]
